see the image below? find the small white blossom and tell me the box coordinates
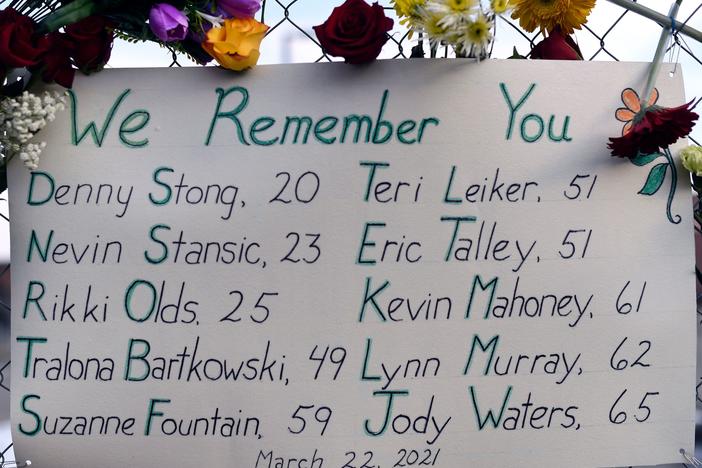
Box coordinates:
[0,90,66,170]
[195,10,225,27]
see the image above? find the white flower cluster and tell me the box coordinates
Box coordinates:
[403,0,499,58]
[0,90,67,170]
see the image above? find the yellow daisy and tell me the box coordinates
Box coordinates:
[447,0,477,13]
[419,10,450,46]
[491,0,509,14]
[466,15,492,46]
[430,0,478,30]
[392,0,426,18]
[457,14,492,55]
[509,0,596,34]
[423,12,448,36]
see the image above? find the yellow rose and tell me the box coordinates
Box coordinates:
[203,18,268,71]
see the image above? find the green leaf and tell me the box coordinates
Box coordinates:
[631,152,662,167]
[638,162,668,196]
[38,0,98,33]
[38,0,129,33]
[509,47,526,59]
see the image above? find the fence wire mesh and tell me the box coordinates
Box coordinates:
[0,0,701,466]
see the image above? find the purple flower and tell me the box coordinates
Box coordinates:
[149,3,189,42]
[217,0,261,18]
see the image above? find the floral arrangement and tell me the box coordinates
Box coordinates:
[0,0,268,190]
[0,0,268,85]
[384,0,498,59]
[383,0,594,60]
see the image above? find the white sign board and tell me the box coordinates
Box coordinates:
[8,60,696,468]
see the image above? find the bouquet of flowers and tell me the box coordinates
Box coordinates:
[1,0,268,78]
[386,0,595,60]
[0,0,268,191]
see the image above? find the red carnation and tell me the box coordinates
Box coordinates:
[608,101,699,158]
[531,27,582,60]
[313,0,393,64]
[0,8,47,71]
[65,16,114,73]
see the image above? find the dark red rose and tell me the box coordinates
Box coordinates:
[0,8,47,70]
[65,16,114,73]
[313,0,393,64]
[32,32,76,88]
[531,26,582,60]
[608,101,699,158]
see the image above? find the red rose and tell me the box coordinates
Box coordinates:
[32,32,76,88]
[608,101,699,158]
[0,8,47,70]
[313,0,393,64]
[65,16,114,73]
[530,27,582,60]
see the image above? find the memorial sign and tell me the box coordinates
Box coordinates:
[8,60,696,467]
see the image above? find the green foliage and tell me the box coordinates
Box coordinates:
[113,31,147,44]
[509,47,526,59]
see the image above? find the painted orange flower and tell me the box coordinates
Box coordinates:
[615,87,659,135]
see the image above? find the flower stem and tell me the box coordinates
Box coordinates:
[664,147,682,224]
[640,0,681,109]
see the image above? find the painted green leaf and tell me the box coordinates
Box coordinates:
[638,162,668,196]
[631,152,661,167]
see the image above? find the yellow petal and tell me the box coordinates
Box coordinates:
[205,25,226,43]
[203,18,268,72]
[219,50,261,71]
[236,32,267,56]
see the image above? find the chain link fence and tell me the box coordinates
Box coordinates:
[0,0,701,466]
[262,0,701,62]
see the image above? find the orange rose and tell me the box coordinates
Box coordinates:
[203,17,268,71]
